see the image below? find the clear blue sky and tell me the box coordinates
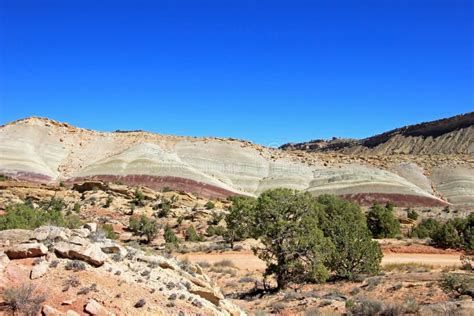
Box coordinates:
[0,0,472,146]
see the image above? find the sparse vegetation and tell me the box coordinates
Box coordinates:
[100,223,118,240]
[155,198,172,218]
[3,284,46,316]
[440,273,474,297]
[65,260,86,271]
[104,195,113,208]
[407,209,419,220]
[164,225,180,245]
[133,188,145,206]
[0,201,82,230]
[185,225,204,242]
[411,214,473,250]
[205,201,215,210]
[129,214,158,243]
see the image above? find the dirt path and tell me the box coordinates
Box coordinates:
[178,251,462,271]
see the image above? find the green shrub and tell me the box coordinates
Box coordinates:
[411,215,473,250]
[407,209,418,220]
[0,203,82,230]
[208,212,224,225]
[133,189,145,206]
[317,195,382,279]
[204,201,215,210]
[410,218,441,238]
[162,186,173,192]
[224,196,257,248]
[100,224,118,240]
[440,273,474,297]
[164,225,179,245]
[129,215,158,243]
[252,189,332,289]
[185,225,204,242]
[0,174,9,181]
[431,223,462,249]
[206,225,226,236]
[155,199,171,218]
[104,196,113,208]
[73,202,81,213]
[366,203,401,238]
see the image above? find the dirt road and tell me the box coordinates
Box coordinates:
[178,251,462,272]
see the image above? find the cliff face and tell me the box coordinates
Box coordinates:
[281,112,474,155]
[0,116,473,207]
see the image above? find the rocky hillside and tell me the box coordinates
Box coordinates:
[0,116,473,208]
[0,224,242,315]
[280,112,474,155]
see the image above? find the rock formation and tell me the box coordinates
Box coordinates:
[0,115,473,207]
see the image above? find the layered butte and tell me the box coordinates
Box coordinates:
[0,116,473,207]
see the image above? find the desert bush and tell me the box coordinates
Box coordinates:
[205,201,215,210]
[133,188,145,206]
[224,195,257,248]
[3,284,46,316]
[347,298,384,315]
[206,225,226,236]
[411,215,473,250]
[73,202,81,213]
[100,223,118,240]
[164,225,180,245]
[410,218,441,238]
[162,186,173,192]
[407,209,419,220]
[0,202,82,230]
[129,214,158,243]
[155,198,172,218]
[62,276,81,291]
[366,203,401,238]
[65,260,86,271]
[185,225,204,242]
[208,212,224,225]
[104,195,113,208]
[440,273,474,297]
[252,189,333,289]
[317,195,382,279]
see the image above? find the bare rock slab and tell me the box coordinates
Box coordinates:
[5,242,48,259]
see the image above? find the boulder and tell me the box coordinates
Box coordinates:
[34,226,69,242]
[70,228,90,238]
[66,311,80,316]
[31,260,49,279]
[84,299,104,315]
[69,236,89,246]
[0,251,9,272]
[54,242,107,267]
[0,229,33,244]
[42,304,65,316]
[5,242,48,259]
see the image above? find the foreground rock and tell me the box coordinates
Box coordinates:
[5,242,48,259]
[0,226,245,315]
[54,241,107,267]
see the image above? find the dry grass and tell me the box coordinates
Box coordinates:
[382,262,434,273]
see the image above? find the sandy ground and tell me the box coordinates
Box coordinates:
[178,251,462,272]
